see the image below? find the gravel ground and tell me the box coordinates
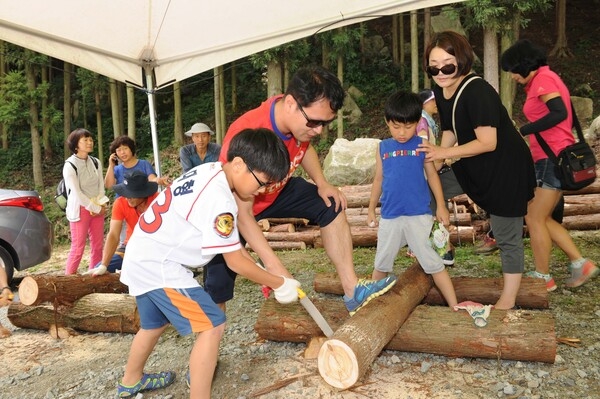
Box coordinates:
[1,236,599,399]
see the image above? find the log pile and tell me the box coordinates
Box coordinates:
[7,273,136,337]
[252,178,600,250]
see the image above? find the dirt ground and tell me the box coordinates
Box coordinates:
[1,236,600,399]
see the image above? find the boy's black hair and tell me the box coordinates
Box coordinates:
[384,91,423,124]
[110,135,137,155]
[285,66,346,112]
[66,128,93,154]
[227,128,290,183]
[500,39,547,78]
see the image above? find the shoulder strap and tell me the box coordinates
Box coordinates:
[65,160,77,175]
[452,76,481,134]
[90,156,99,169]
[534,100,585,163]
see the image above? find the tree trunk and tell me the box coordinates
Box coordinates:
[0,40,6,150]
[336,51,344,139]
[94,85,104,162]
[173,81,183,146]
[41,65,52,160]
[214,66,223,143]
[126,84,136,141]
[312,273,549,309]
[549,0,572,58]
[266,58,282,97]
[18,273,128,306]
[25,56,43,189]
[392,15,399,65]
[63,61,72,158]
[109,78,121,138]
[7,293,139,334]
[483,27,499,92]
[231,61,238,114]
[255,301,556,364]
[423,8,431,89]
[317,263,432,389]
[499,15,519,116]
[410,10,419,93]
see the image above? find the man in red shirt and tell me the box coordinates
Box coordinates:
[85,170,159,275]
[207,66,397,315]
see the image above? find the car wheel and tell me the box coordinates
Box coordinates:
[0,246,15,284]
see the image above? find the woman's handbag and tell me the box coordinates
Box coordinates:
[535,101,597,191]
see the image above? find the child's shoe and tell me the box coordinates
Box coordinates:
[116,371,175,398]
[525,270,557,292]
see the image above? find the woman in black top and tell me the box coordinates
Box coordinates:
[418,31,536,310]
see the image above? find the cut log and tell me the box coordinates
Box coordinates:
[247,241,307,251]
[264,217,309,226]
[268,223,296,233]
[7,293,139,334]
[562,194,600,216]
[563,177,600,195]
[18,273,128,306]
[49,324,74,339]
[312,273,548,309]
[263,228,319,246]
[562,213,600,230]
[317,263,432,389]
[257,219,270,231]
[255,300,556,363]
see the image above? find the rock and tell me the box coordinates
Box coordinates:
[571,96,593,122]
[322,138,379,186]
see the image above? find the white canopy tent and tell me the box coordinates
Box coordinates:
[0,0,460,175]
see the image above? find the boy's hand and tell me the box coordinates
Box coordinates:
[273,277,301,304]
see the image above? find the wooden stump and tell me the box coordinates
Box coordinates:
[317,263,432,389]
[312,273,549,309]
[18,273,128,306]
[255,300,557,364]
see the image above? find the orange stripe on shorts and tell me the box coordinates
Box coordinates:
[164,288,214,332]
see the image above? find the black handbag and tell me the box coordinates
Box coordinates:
[534,101,597,191]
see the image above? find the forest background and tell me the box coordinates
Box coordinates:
[0,0,598,244]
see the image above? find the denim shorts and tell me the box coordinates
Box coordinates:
[534,158,562,190]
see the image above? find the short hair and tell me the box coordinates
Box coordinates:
[424,31,474,77]
[500,39,547,78]
[284,66,346,112]
[227,128,290,183]
[109,135,137,156]
[384,91,423,124]
[66,128,93,154]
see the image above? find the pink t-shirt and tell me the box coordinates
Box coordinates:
[523,66,575,162]
[219,95,310,215]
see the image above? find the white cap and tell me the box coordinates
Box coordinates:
[185,122,215,137]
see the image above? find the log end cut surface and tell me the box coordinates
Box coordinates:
[318,339,359,389]
[18,276,40,306]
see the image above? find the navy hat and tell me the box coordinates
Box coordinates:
[113,170,158,198]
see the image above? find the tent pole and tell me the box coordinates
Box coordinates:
[145,67,161,178]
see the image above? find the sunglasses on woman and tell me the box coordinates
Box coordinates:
[426,64,457,76]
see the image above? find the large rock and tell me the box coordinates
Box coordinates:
[323,138,379,186]
[588,115,600,141]
[571,96,593,122]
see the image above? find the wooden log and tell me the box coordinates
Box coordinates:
[268,223,296,233]
[255,300,556,363]
[562,213,600,230]
[264,217,309,226]
[257,219,270,231]
[317,263,432,389]
[49,324,74,339]
[247,241,307,251]
[7,293,139,334]
[562,194,600,216]
[263,228,319,246]
[312,273,549,309]
[18,273,128,306]
[563,176,600,195]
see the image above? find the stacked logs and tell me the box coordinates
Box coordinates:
[252,178,600,251]
[7,274,134,338]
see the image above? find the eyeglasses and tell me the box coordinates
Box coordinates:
[426,64,457,76]
[294,98,336,128]
[248,167,272,188]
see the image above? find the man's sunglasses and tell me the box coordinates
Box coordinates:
[295,98,336,128]
[426,64,457,76]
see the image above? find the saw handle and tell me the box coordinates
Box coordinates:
[297,287,307,299]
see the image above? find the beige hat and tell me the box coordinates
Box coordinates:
[185,122,215,137]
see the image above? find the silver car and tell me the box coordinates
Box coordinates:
[0,189,53,283]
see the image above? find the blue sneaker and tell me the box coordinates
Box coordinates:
[116,371,175,398]
[343,275,397,316]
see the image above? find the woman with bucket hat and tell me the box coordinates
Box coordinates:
[179,122,221,173]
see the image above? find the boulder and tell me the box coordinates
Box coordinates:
[571,96,593,122]
[323,138,379,186]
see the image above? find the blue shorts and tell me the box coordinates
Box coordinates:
[202,177,342,303]
[135,287,226,336]
[534,159,562,191]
